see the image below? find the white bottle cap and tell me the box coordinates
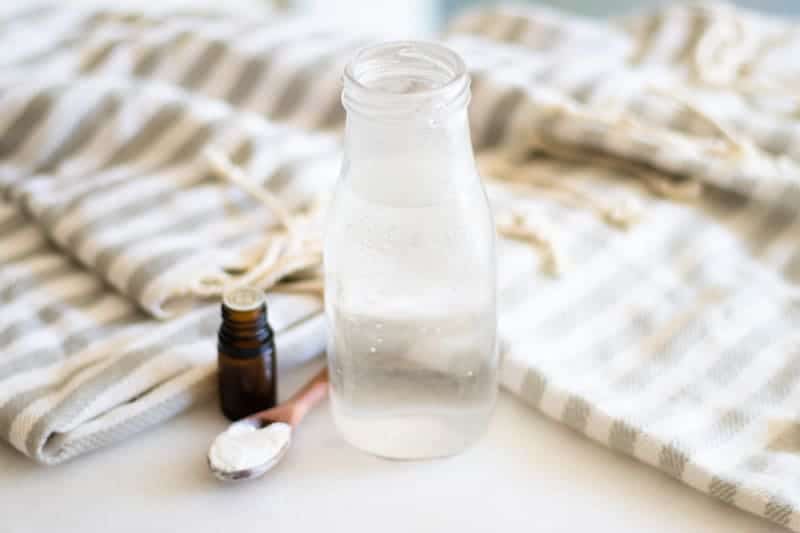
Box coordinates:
[222,287,266,312]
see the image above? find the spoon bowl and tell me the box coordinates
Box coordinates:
[208,418,293,482]
[207,367,329,483]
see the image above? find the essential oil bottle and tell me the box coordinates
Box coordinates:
[217,287,277,421]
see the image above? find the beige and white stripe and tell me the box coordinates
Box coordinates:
[448,3,800,530]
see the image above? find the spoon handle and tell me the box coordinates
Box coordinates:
[287,367,329,425]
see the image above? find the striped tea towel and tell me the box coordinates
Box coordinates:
[447,2,800,530]
[3,1,800,531]
[0,2,349,464]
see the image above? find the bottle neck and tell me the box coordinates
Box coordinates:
[344,106,474,168]
[340,42,477,205]
[343,108,477,207]
[218,303,273,358]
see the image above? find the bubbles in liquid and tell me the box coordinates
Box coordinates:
[328,306,497,459]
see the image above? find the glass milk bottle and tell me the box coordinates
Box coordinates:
[325,41,497,459]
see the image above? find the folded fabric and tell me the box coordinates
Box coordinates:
[447,3,800,530]
[449,2,800,207]
[0,3,343,463]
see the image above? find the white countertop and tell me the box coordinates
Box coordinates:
[0,361,779,533]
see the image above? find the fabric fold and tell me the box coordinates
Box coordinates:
[447,2,800,209]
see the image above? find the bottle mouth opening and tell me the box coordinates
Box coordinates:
[342,41,470,119]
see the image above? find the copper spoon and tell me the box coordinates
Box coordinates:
[208,367,329,482]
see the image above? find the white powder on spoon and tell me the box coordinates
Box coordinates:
[209,422,292,473]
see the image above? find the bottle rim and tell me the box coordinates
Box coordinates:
[222,286,267,312]
[342,41,471,119]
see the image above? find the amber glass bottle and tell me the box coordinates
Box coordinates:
[218,287,276,421]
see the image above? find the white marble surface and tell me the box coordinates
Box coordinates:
[0,361,781,533]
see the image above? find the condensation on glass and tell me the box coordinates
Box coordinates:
[325,41,498,459]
